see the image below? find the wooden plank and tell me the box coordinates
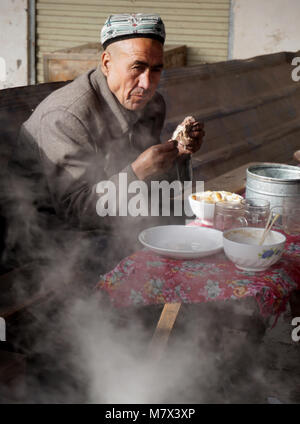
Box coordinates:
[203,162,257,194]
[148,303,181,360]
[43,43,187,82]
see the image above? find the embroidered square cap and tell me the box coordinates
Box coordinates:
[101,13,166,49]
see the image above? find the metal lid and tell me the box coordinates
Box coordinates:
[247,163,300,183]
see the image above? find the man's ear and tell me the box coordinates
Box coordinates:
[101,50,111,76]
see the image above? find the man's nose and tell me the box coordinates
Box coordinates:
[138,70,151,90]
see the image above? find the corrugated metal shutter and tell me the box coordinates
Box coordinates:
[36,0,230,83]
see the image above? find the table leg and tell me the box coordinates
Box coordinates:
[289,290,300,319]
[148,303,181,360]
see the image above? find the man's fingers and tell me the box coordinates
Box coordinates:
[191,122,204,130]
[162,149,178,164]
[190,129,205,139]
[159,140,178,151]
[177,137,203,154]
[163,149,179,161]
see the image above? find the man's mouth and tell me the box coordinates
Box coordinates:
[132,94,147,99]
[130,90,150,99]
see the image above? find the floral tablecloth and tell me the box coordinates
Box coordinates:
[97,221,300,321]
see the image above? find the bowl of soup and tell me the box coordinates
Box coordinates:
[223,227,286,271]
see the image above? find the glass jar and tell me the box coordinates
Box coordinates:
[213,201,247,232]
[241,198,270,228]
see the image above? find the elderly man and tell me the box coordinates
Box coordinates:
[4,16,205,400]
[9,14,204,277]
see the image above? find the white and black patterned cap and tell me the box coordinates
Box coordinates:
[101,13,166,49]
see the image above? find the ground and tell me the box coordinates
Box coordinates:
[259,306,300,404]
[160,300,300,404]
[1,297,300,404]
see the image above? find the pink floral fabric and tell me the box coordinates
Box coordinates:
[97,220,300,320]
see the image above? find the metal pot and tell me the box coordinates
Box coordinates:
[245,163,300,209]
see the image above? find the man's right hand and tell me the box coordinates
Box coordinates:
[131,141,178,180]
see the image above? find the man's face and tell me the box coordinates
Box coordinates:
[101,38,164,111]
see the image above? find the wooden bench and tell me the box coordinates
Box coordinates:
[160,50,300,181]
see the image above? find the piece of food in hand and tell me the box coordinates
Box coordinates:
[172,116,197,150]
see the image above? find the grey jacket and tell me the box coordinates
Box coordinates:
[15,66,190,235]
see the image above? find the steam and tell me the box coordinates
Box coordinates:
[1,162,297,405]
[0,139,292,404]
[8,291,273,404]
[1,81,298,405]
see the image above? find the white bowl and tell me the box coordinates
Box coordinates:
[188,191,243,224]
[188,193,215,224]
[223,227,286,272]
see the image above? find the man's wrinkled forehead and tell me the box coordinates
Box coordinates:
[107,38,164,67]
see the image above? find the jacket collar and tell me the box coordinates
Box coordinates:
[91,65,143,135]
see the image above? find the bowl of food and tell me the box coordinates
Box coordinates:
[223,227,286,271]
[188,190,243,225]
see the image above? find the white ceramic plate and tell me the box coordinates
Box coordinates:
[138,225,223,259]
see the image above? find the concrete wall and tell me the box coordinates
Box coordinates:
[230,0,300,59]
[0,0,28,89]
